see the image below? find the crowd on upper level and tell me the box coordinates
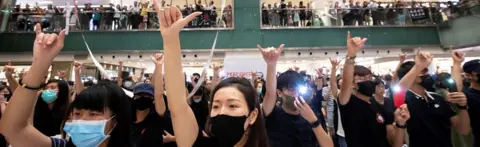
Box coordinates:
[8,0,233,32]
[261,0,477,27]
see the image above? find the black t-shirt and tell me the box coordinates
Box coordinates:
[266,104,321,147]
[371,97,396,125]
[339,95,391,147]
[280,3,287,16]
[405,90,456,147]
[34,100,65,137]
[189,96,213,147]
[132,110,164,147]
[465,88,480,146]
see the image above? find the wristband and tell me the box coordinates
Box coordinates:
[395,122,407,129]
[310,120,320,128]
[18,80,45,90]
[456,104,468,110]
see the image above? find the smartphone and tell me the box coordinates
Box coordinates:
[448,79,458,92]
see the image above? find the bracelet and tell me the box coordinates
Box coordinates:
[395,122,407,129]
[310,120,321,128]
[456,104,468,110]
[346,56,356,64]
[18,79,45,90]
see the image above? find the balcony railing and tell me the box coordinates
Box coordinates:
[260,7,451,28]
[2,9,233,32]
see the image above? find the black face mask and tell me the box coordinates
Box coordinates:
[357,80,375,97]
[211,114,248,147]
[420,75,435,91]
[133,97,153,110]
[4,94,11,100]
[194,78,199,83]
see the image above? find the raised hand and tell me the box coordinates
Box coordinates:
[447,92,467,107]
[4,61,14,76]
[57,70,66,78]
[399,53,407,63]
[151,53,164,66]
[257,44,284,65]
[451,51,465,64]
[329,58,339,67]
[294,97,318,124]
[394,104,410,125]
[153,1,202,37]
[414,50,433,70]
[346,31,368,56]
[33,23,66,65]
[74,61,83,72]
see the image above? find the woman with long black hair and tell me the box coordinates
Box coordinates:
[34,79,70,137]
[153,3,269,146]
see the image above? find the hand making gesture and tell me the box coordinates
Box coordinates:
[257,44,284,65]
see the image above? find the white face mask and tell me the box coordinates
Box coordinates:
[193,98,202,103]
[124,81,133,88]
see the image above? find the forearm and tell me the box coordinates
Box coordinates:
[5,74,19,92]
[329,67,338,97]
[392,61,404,82]
[212,70,219,88]
[263,63,277,116]
[74,70,84,93]
[452,62,463,91]
[154,66,166,116]
[312,126,334,147]
[456,110,471,135]
[2,62,47,133]
[163,36,198,147]
[117,64,123,86]
[339,62,354,105]
[392,127,406,147]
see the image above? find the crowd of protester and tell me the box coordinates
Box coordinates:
[8,0,233,32]
[261,0,474,27]
[0,2,479,147]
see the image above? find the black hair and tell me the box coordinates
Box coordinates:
[277,70,305,90]
[67,81,74,86]
[397,61,416,80]
[193,73,201,77]
[336,76,343,89]
[384,74,393,82]
[205,77,269,147]
[435,73,452,89]
[373,76,385,87]
[63,80,133,147]
[84,80,94,87]
[354,65,372,77]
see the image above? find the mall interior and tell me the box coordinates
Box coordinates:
[0,0,478,82]
[0,0,480,146]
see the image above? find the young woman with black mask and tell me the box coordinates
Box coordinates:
[153,4,269,147]
[34,79,70,137]
[0,24,133,147]
[131,53,167,147]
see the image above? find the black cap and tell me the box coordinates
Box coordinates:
[463,59,480,74]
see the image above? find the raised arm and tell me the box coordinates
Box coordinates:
[449,51,471,135]
[338,32,367,105]
[73,61,85,94]
[117,61,123,86]
[451,51,464,91]
[392,53,406,83]
[211,64,221,88]
[151,53,166,116]
[328,58,339,97]
[0,24,65,147]
[153,1,202,146]
[257,44,284,116]
[4,61,19,92]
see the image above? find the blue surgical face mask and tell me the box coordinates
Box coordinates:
[193,97,202,103]
[257,88,262,94]
[41,89,57,103]
[63,116,116,147]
